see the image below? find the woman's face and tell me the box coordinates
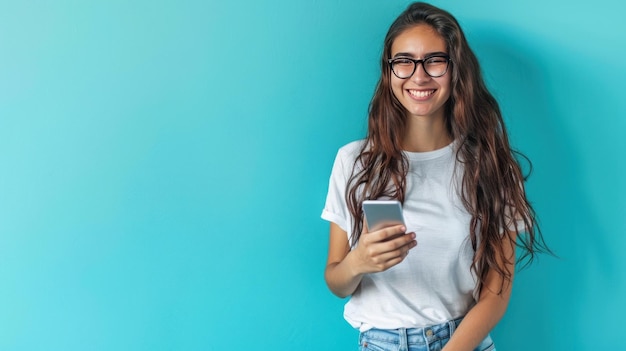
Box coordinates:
[389,24,451,121]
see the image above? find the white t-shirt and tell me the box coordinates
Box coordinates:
[321,140,478,331]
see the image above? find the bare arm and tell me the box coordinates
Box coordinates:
[324,222,417,298]
[442,231,517,351]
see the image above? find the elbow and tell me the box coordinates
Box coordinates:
[324,266,353,299]
[329,286,350,299]
[324,275,347,298]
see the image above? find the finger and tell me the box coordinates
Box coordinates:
[360,230,415,260]
[378,232,416,253]
[375,238,416,261]
[366,224,407,243]
[370,245,412,270]
[375,248,408,263]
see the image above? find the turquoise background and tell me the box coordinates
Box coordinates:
[1,0,624,350]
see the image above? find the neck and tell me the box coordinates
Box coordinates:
[402,113,452,152]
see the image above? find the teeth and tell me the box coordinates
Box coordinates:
[409,90,435,98]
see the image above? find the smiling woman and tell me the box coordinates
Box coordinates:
[1,0,622,349]
[389,24,452,137]
[320,2,551,350]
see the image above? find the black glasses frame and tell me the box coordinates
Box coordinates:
[387,55,452,79]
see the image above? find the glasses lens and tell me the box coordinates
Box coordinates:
[423,56,449,77]
[391,58,415,79]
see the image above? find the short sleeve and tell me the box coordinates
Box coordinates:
[320,141,363,238]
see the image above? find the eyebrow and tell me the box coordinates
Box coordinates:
[392,51,448,58]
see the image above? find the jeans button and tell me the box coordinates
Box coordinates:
[426,329,433,337]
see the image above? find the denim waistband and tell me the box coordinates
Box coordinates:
[360,317,463,346]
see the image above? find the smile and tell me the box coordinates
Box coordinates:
[408,89,436,98]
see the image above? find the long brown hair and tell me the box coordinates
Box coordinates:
[346,2,550,293]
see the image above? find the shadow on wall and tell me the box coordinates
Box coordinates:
[467,24,615,349]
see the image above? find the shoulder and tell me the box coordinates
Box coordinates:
[335,139,367,161]
[327,140,367,179]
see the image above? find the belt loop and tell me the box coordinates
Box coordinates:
[399,328,408,350]
[448,319,457,336]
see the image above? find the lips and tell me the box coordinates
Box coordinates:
[408,89,436,99]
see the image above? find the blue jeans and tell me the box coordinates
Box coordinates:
[358,318,495,351]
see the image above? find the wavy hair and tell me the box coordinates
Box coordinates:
[346,2,551,293]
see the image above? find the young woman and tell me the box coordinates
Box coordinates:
[321,2,550,350]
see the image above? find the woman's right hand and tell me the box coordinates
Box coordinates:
[324,222,416,298]
[351,225,417,274]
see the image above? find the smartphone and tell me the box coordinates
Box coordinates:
[362,200,406,232]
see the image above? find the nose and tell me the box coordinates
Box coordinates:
[410,63,431,83]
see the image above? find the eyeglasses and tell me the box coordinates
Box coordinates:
[387,55,451,79]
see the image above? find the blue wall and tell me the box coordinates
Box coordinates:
[0,0,624,350]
